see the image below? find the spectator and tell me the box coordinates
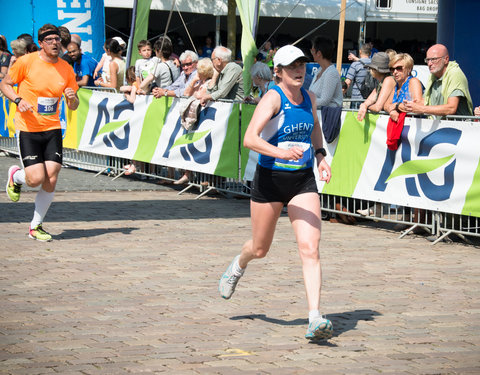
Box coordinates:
[134,40,155,93]
[169,57,215,185]
[309,36,343,108]
[152,50,198,99]
[9,39,27,68]
[12,34,37,58]
[10,39,27,58]
[141,36,180,92]
[67,41,97,87]
[113,36,127,56]
[93,46,111,81]
[197,46,244,105]
[120,66,138,104]
[26,43,39,53]
[183,57,214,98]
[16,33,34,46]
[0,36,12,80]
[258,40,275,68]
[199,36,214,58]
[404,44,473,119]
[384,53,423,121]
[357,52,396,121]
[356,52,396,218]
[71,34,82,46]
[58,26,74,66]
[94,38,125,91]
[474,106,480,117]
[245,61,274,104]
[345,43,372,108]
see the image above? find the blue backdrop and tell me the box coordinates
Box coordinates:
[438,0,479,107]
[1,0,105,61]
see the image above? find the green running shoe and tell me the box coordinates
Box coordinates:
[29,225,53,242]
[6,165,22,202]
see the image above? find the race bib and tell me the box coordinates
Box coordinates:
[274,141,312,170]
[37,97,59,116]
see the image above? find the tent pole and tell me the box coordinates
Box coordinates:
[215,16,221,46]
[336,0,347,74]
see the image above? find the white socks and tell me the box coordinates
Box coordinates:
[31,188,55,229]
[309,310,321,323]
[13,168,26,185]
[233,256,245,276]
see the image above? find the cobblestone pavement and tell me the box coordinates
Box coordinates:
[1,155,479,374]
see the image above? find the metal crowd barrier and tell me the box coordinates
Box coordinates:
[1,105,479,245]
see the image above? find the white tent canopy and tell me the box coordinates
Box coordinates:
[105,0,436,23]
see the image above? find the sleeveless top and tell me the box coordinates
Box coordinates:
[258,85,315,171]
[111,57,126,91]
[393,75,412,104]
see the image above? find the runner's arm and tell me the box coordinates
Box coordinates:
[0,74,32,112]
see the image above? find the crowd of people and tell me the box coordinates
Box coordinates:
[1,22,479,344]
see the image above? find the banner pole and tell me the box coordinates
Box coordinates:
[336,0,347,74]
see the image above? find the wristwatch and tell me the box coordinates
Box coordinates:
[164,90,168,97]
[315,147,327,157]
[395,102,401,112]
[14,97,22,106]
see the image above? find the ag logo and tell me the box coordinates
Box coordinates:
[89,97,133,150]
[374,126,461,201]
[161,106,217,165]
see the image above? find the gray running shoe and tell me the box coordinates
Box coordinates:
[305,316,333,340]
[219,255,244,299]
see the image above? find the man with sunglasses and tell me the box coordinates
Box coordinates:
[0,24,79,242]
[404,44,472,119]
[152,50,198,98]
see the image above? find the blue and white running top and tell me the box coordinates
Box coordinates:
[258,85,315,171]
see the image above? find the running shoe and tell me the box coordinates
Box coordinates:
[305,316,333,341]
[219,255,244,299]
[29,225,53,242]
[6,165,21,202]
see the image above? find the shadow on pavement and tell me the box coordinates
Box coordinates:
[0,199,250,223]
[231,314,307,326]
[231,309,382,342]
[56,227,140,240]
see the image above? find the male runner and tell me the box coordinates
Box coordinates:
[0,24,79,242]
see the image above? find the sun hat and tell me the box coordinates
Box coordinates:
[366,52,390,73]
[273,45,308,68]
[113,36,126,48]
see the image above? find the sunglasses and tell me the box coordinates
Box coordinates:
[390,65,404,73]
[181,62,194,68]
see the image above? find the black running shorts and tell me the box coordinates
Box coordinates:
[251,164,319,204]
[18,129,63,168]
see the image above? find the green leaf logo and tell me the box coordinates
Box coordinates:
[97,120,129,137]
[387,154,454,181]
[171,129,211,149]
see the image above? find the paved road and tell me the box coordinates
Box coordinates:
[1,154,479,374]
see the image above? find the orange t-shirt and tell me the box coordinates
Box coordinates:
[8,52,79,132]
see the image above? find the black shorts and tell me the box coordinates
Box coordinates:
[251,164,319,204]
[18,129,63,168]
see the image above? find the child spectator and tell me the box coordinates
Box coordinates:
[134,40,155,94]
[120,66,138,104]
[94,38,126,91]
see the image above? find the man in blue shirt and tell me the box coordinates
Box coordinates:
[67,42,97,87]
